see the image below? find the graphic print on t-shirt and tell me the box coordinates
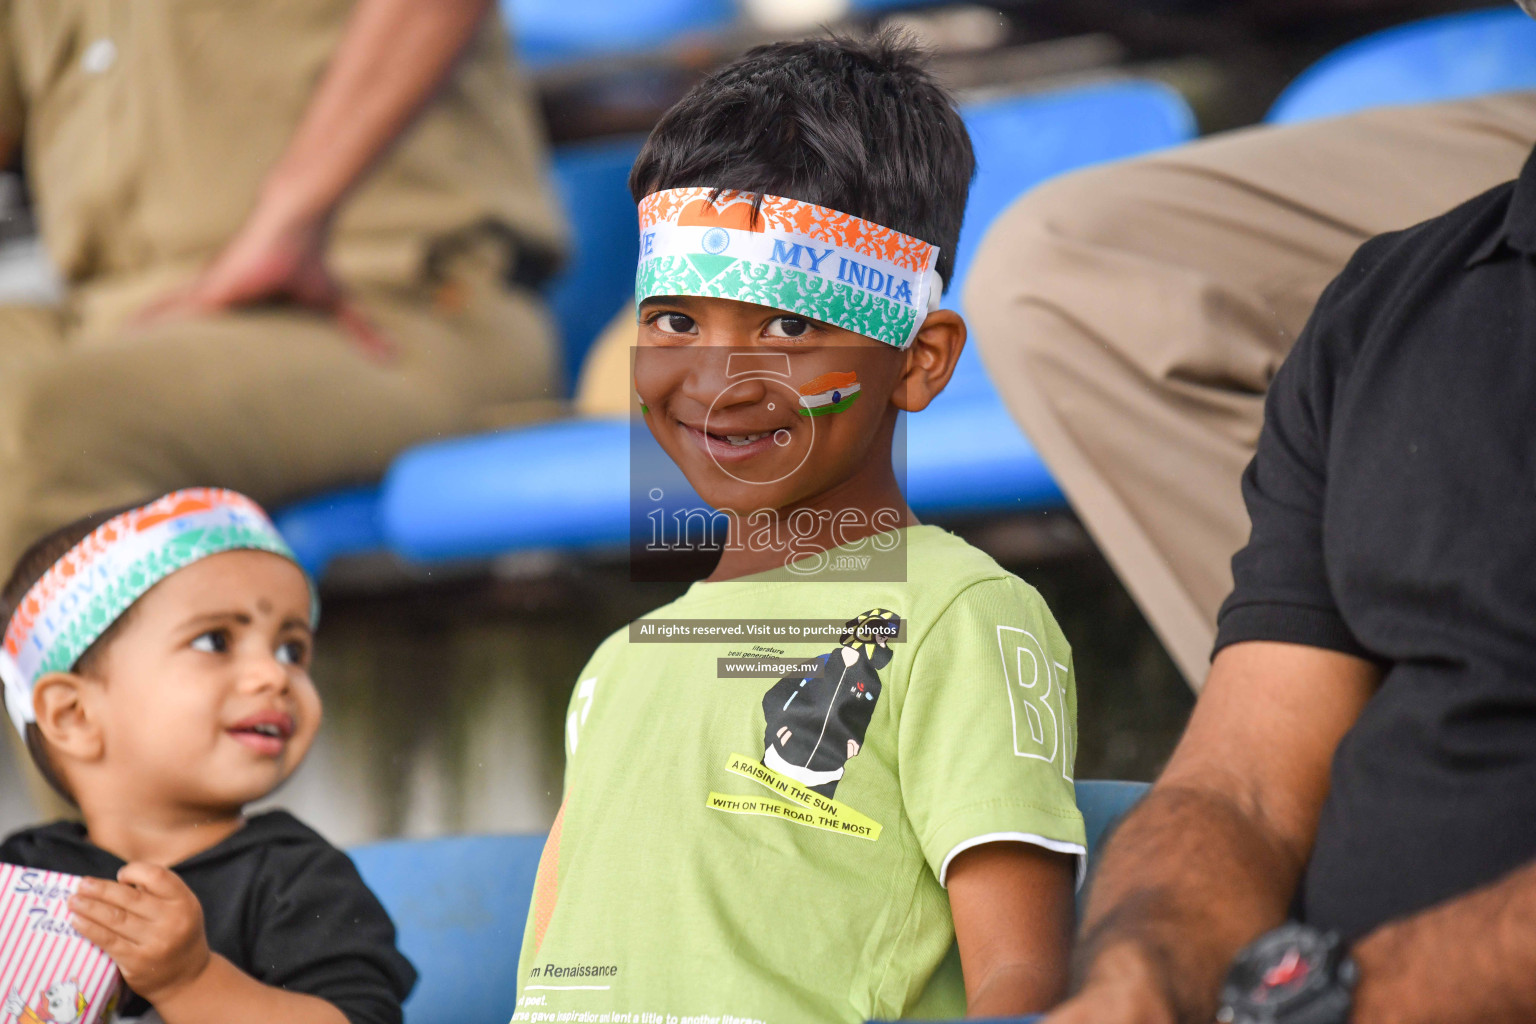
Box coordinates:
[704,609,897,842]
[759,608,898,797]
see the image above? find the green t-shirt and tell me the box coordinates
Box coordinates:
[512,526,1085,1024]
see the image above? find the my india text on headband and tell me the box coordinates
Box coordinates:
[635,188,943,350]
[0,488,319,737]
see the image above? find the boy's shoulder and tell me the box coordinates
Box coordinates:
[903,524,1022,588]
[899,526,1057,635]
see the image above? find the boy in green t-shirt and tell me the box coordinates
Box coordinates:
[514,33,1085,1024]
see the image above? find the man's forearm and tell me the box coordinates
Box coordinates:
[1075,784,1304,1022]
[258,0,493,227]
[1046,645,1378,1024]
[1352,858,1536,1024]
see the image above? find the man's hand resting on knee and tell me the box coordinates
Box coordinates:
[135,207,392,360]
[133,0,497,360]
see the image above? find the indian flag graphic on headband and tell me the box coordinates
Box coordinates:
[798,372,861,416]
[636,188,941,349]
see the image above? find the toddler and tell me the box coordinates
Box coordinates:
[0,489,414,1024]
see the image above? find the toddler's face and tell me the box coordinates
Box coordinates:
[85,549,320,814]
[633,295,904,514]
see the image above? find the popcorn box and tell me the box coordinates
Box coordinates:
[0,864,121,1024]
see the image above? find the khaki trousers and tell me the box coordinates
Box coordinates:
[1,262,560,816]
[964,94,1536,688]
[0,268,560,571]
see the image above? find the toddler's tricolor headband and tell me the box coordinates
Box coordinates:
[0,488,317,737]
[636,188,942,350]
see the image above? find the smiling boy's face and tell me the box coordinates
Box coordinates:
[634,295,908,514]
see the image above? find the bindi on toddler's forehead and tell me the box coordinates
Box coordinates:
[152,565,311,628]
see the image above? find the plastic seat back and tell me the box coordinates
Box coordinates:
[935,82,1195,405]
[954,81,1195,299]
[349,833,547,1024]
[1075,779,1149,864]
[1267,6,1536,125]
[504,0,734,66]
[1073,779,1149,906]
[271,484,384,580]
[931,81,1194,417]
[546,136,649,389]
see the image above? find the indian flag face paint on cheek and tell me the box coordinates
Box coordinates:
[798,371,861,417]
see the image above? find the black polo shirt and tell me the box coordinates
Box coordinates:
[1215,142,1536,943]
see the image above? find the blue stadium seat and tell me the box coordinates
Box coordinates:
[847,0,953,9]
[504,0,735,67]
[1267,6,1536,125]
[1075,778,1148,872]
[272,485,385,580]
[950,82,1195,295]
[912,82,1195,517]
[384,417,631,561]
[547,136,647,387]
[349,833,547,1024]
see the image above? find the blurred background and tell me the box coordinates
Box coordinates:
[0,0,1515,843]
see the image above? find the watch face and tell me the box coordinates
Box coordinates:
[1219,924,1348,1024]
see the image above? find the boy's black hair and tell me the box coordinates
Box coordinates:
[629,31,974,287]
[2,503,144,802]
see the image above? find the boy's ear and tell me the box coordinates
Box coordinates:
[32,672,105,764]
[892,309,965,413]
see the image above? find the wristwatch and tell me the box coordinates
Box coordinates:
[1216,922,1358,1024]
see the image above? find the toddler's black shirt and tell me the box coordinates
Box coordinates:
[0,810,416,1024]
[1215,142,1536,942]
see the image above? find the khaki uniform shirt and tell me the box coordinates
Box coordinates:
[0,0,566,337]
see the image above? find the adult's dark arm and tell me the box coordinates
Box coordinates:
[1044,640,1380,1024]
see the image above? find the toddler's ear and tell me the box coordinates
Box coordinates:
[32,672,104,763]
[892,309,965,414]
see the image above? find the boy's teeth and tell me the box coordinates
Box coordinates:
[724,432,767,446]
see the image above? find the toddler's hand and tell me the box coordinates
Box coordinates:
[70,864,212,1004]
